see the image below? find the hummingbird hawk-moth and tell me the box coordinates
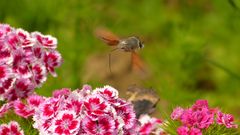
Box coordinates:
[95,27,145,72]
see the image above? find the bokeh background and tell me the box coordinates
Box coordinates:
[1,0,240,120]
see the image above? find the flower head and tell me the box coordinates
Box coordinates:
[82,115,115,135]
[0,23,62,101]
[172,99,238,134]
[171,107,184,120]
[216,111,238,128]
[52,111,80,135]
[0,121,24,135]
[31,85,139,134]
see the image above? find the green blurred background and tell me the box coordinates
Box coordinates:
[1,0,240,119]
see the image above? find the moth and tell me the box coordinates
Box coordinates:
[95,27,145,72]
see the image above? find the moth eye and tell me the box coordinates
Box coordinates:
[139,42,144,48]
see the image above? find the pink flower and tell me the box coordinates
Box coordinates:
[53,111,80,135]
[74,85,91,98]
[43,51,62,77]
[0,24,11,38]
[32,32,57,49]
[82,84,92,91]
[115,103,136,129]
[189,127,202,135]
[0,121,24,135]
[171,107,184,120]
[177,126,189,135]
[0,78,14,97]
[0,65,14,98]
[31,85,145,134]
[216,111,238,128]
[0,23,62,101]
[5,78,35,101]
[32,63,47,87]
[65,100,83,114]
[180,108,214,129]
[84,95,109,118]
[13,94,44,118]
[16,29,33,47]
[12,49,26,70]
[40,98,60,119]
[53,88,71,98]
[32,46,44,59]
[0,65,12,84]
[0,102,13,117]
[192,100,209,110]
[82,115,115,135]
[0,42,12,64]
[27,94,45,108]
[13,100,34,118]
[5,32,19,49]
[172,100,214,129]
[172,99,238,134]
[95,85,119,101]
[177,126,202,135]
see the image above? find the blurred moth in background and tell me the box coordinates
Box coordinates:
[95,27,145,72]
[127,85,160,118]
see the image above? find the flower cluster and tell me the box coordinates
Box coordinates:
[0,121,24,135]
[1,85,165,135]
[13,94,44,118]
[171,100,238,135]
[0,23,62,101]
[13,85,138,135]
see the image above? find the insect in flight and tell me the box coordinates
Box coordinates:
[95,27,145,72]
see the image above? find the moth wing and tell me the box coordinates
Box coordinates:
[131,51,145,72]
[95,28,120,46]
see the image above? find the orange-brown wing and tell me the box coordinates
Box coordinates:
[131,51,145,72]
[95,28,120,46]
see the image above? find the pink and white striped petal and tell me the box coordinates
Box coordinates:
[16,29,34,48]
[43,51,62,77]
[52,111,80,135]
[31,32,57,49]
[82,115,115,135]
[0,102,13,117]
[5,78,35,101]
[32,63,47,87]
[13,100,34,118]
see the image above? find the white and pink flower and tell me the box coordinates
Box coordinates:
[0,23,62,101]
[0,121,24,135]
[29,85,140,134]
[51,111,80,135]
[171,107,184,120]
[82,115,115,135]
[216,111,238,128]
